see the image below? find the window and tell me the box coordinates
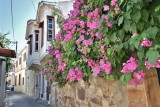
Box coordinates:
[47,16,55,41]
[35,30,39,51]
[39,21,44,48]
[23,52,26,61]
[16,61,18,67]
[19,57,21,65]
[19,74,21,86]
[29,35,33,55]
[23,77,24,85]
[15,76,17,86]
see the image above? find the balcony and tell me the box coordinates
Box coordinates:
[26,51,41,70]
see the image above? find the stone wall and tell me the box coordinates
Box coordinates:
[51,77,128,107]
[50,69,160,107]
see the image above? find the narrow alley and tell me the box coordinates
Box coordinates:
[4,91,52,107]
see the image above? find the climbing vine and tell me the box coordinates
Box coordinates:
[44,0,160,87]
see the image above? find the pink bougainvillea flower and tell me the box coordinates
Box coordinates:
[129,79,140,87]
[145,60,151,69]
[140,38,152,47]
[95,32,102,39]
[92,66,101,77]
[129,70,145,86]
[111,0,117,6]
[107,22,112,28]
[145,60,160,69]
[133,70,145,80]
[67,68,83,82]
[101,61,112,74]
[114,4,120,11]
[58,65,66,71]
[76,71,83,81]
[48,59,52,66]
[55,31,62,40]
[64,33,73,42]
[87,21,101,29]
[154,60,160,68]
[75,67,83,81]
[49,74,53,79]
[77,35,84,43]
[121,57,138,73]
[103,5,110,11]
[100,45,105,54]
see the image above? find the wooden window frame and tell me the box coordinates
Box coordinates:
[29,35,33,55]
[39,21,44,48]
[47,16,55,41]
[35,30,39,51]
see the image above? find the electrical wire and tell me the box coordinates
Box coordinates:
[30,0,36,13]
[10,0,15,42]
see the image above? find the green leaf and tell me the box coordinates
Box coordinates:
[134,40,140,49]
[137,22,144,31]
[146,49,159,65]
[155,6,160,12]
[123,19,131,31]
[118,16,124,26]
[114,44,124,52]
[110,32,117,42]
[107,48,112,55]
[99,18,104,24]
[137,49,144,60]
[130,23,137,32]
[146,26,158,39]
[141,9,149,22]
[118,30,124,41]
[131,10,141,23]
[150,17,154,25]
[154,45,160,50]
[124,11,131,19]
[127,5,131,11]
[121,73,132,85]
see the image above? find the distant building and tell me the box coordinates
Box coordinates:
[14,46,34,95]
[6,62,15,86]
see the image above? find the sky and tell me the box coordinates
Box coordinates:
[0,0,66,52]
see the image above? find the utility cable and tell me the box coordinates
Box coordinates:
[30,0,36,13]
[10,0,15,42]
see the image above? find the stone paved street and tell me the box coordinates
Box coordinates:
[4,91,52,107]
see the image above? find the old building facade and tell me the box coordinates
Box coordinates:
[25,0,73,104]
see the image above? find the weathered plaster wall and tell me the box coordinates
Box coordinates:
[0,58,6,107]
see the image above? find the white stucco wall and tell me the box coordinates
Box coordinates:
[0,57,6,107]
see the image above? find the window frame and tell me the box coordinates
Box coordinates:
[15,76,17,86]
[22,77,24,85]
[19,74,21,86]
[35,30,39,51]
[29,35,33,55]
[39,21,44,48]
[23,52,26,61]
[47,16,55,41]
[19,57,21,65]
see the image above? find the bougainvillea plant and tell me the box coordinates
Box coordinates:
[44,0,160,87]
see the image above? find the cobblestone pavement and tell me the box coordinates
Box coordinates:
[4,91,52,107]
